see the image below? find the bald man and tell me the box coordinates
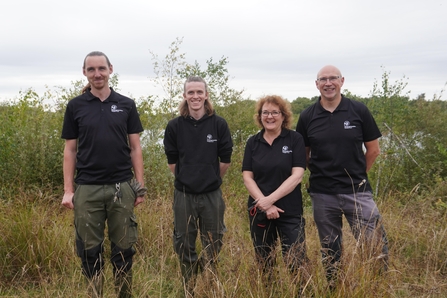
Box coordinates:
[296,65,389,290]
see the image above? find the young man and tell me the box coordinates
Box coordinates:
[163,76,233,296]
[61,51,145,297]
[296,65,389,289]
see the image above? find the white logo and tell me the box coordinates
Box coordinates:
[344,121,356,129]
[111,105,123,113]
[282,146,292,154]
[207,134,217,143]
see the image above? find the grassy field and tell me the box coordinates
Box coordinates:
[1,181,447,297]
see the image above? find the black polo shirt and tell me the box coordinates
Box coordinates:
[296,96,381,194]
[242,128,306,216]
[61,88,143,184]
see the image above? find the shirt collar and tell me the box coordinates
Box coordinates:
[85,87,118,102]
[316,94,348,113]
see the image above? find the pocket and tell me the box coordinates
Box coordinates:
[128,214,138,245]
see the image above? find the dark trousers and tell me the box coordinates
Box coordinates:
[249,208,307,274]
[173,188,226,281]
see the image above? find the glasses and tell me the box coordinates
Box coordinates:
[261,111,282,117]
[317,76,340,83]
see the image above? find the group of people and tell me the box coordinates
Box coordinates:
[61,51,389,297]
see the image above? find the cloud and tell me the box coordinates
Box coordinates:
[1,0,446,102]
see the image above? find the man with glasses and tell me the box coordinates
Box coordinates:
[296,65,389,290]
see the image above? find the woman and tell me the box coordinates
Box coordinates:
[242,95,308,278]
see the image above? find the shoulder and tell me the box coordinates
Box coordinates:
[111,91,136,105]
[282,129,304,142]
[66,93,91,109]
[344,96,369,111]
[299,101,318,117]
[167,116,182,126]
[246,131,262,144]
[213,114,229,124]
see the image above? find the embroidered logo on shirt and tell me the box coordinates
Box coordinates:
[111,105,123,113]
[282,146,292,154]
[344,121,356,129]
[207,134,217,143]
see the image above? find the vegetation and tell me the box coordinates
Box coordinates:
[0,41,446,297]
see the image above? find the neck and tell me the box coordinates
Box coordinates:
[320,95,342,113]
[263,128,281,144]
[91,86,111,101]
[189,109,206,120]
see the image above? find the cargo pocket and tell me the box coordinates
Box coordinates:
[128,214,138,246]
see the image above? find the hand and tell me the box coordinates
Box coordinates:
[61,192,74,209]
[265,205,284,220]
[255,196,274,212]
[134,196,144,207]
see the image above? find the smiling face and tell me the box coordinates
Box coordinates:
[83,55,113,91]
[184,81,208,114]
[315,65,344,102]
[261,102,284,134]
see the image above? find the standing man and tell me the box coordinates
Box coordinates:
[163,76,233,297]
[296,65,388,289]
[61,51,145,297]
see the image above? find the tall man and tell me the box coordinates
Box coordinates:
[61,51,145,297]
[163,76,233,296]
[296,65,388,288]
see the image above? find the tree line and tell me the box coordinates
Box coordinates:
[1,39,446,212]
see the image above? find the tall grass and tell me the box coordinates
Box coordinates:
[1,89,447,297]
[1,172,447,297]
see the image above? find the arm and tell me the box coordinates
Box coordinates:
[254,167,305,211]
[219,162,231,178]
[305,147,311,169]
[168,164,175,175]
[364,139,380,172]
[129,133,145,206]
[243,170,284,219]
[61,139,77,209]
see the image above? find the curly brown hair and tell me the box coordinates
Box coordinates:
[254,95,293,129]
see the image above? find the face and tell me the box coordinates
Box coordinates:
[315,65,344,102]
[184,81,208,113]
[83,55,113,91]
[261,102,284,133]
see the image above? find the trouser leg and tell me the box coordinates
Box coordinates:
[249,207,277,278]
[198,189,226,275]
[173,189,200,295]
[108,181,138,298]
[277,215,308,297]
[343,192,389,272]
[310,193,343,285]
[278,215,308,273]
[74,185,107,296]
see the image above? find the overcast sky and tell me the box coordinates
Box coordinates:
[1,0,446,103]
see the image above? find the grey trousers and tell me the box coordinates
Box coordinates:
[310,192,388,278]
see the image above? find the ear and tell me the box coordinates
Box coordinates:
[109,64,114,74]
[83,67,86,76]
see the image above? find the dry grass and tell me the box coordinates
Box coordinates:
[1,187,447,297]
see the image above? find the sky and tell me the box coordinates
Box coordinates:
[1,0,446,103]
